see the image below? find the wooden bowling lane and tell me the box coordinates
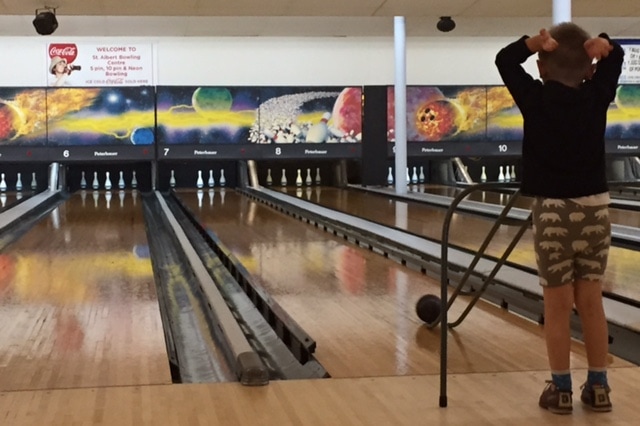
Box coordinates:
[291,186,640,303]
[176,189,633,379]
[0,190,172,392]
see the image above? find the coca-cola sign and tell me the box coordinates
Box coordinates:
[49,43,78,63]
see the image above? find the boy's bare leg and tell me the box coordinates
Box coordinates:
[543,284,574,371]
[574,279,609,368]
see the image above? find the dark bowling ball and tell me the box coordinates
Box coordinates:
[416,294,442,324]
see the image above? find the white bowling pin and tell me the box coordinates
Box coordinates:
[118,171,125,189]
[387,166,393,185]
[208,170,215,188]
[92,172,99,190]
[419,166,425,184]
[411,167,418,184]
[0,173,7,192]
[31,172,37,190]
[169,170,176,188]
[266,169,272,186]
[305,112,331,143]
[131,171,138,189]
[104,171,112,190]
[281,169,287,186]
[480,166,487,182]
[295,169,303,187]
[305,168,312,186]
[511,165,516,181]
[15,173,22,191]
[196,170,204,189]
[498,166,505,182]
[219,169,226,187]
[315,167,321,185]
[80,171,87,189]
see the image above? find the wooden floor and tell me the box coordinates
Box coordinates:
[2,367,639,425]
[1,188,638,424]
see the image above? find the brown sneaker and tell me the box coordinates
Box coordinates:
[580,383,612,412]
[539,381,573,414]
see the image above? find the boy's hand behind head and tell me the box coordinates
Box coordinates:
[539,28,559,52]
[584,37,613,60]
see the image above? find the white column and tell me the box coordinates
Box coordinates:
[553,0,571,24]
[394,16,407,195]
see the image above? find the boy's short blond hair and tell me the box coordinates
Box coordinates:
[538,22,591,85]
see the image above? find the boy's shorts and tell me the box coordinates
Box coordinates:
[531,198,610,287]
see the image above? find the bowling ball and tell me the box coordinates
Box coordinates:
[416,294,442,324]
[415,99,463,141]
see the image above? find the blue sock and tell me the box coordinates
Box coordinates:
[587,370,608,388]
[551,373,572,392]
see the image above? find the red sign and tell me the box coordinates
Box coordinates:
[49,43,78,64]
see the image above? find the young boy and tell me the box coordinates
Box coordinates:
[495,23,624,414]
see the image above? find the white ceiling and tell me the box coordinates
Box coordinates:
[1,0,640,38]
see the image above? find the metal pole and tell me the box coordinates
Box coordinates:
[394,16,407,195]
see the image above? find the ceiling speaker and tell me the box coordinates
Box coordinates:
[33,10,58,35]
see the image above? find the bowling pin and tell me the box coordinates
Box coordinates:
[266,169,272,186]
[208,170,215,188]
[419,166,425,184]
[305,112,330,142]
[1,173,7,192]
[510,165,516,181]
[197,189,203,208]
[15,173,22,191]
[498,166,505,182]
[411,167,418,184]
[387,166,393,185]
[80,171,87,189]
[131,171,138,189]
[305,168,312,186]
[295,169,303,187]
[281,169,287,186]
[118,171,125,189]
[104,171,112,190]
[197,170,204,189]
[505,166,511,181]
[480,166,487,182]
[92,172,99,190]
[105,191,112,209]
[219,169,226,187]
[31,172,37,191]
[169,170,176,188]
[315,167,321,185]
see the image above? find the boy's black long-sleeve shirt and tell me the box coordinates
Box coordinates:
[495,34,624,198]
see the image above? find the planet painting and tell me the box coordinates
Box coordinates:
[130,127,155,145]
[0,101,23,141]
[192,87,233,114]
[331,87,362,136]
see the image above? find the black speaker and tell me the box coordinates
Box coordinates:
[436,16,456,33]
[33,11,58,35]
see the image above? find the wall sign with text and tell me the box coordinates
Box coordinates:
[46,43,154,87]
